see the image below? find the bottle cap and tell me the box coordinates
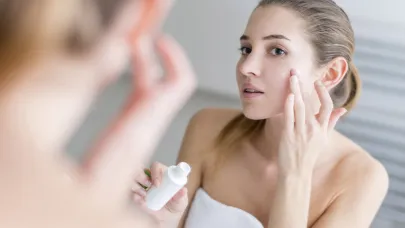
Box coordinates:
[173,162,191,178]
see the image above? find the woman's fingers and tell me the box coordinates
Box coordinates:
[165,187,189,214]
[301,90,317,128]
[135,170,152,190]
[129,0,178,89]
[129,0,175,40]
[314,80,334,128]
[328,108,347,131]
[155,35,196,92]
[132,163,188,214]
[288,69,329,136]
[284,93,295,135]
[81,35,196,206]
[150,162,166,187]
[289,75,306,134]
[133,186,147,198]
[131,36,159,91]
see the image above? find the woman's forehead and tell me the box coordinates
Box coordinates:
[243,6,306,42]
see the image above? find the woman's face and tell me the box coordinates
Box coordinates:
[236,6,319,120]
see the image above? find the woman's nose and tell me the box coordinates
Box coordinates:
[238,54,262,78]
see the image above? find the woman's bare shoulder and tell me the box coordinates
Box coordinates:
[309,132,389,228]
[335,132,387,174]
[314,132,390,226]
[177,108,241,160]
[332,131,389,195]
[187,108,242,144]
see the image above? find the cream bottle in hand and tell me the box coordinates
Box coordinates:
[146,162,191,211]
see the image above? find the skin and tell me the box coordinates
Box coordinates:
[0,0,195,227]
[134,5,389,228]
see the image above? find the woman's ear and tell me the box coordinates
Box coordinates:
[321,57,349,90]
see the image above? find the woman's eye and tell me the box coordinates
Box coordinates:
[239,47,251,55]
[270,48,286,56]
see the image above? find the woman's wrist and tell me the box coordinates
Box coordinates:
[279,166,313,180]
[278,171,312,189]
[268,170,313,228]
[276,171,313,203]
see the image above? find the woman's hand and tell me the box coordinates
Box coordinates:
[268,69,347,227]
[133,162,189,227]
[0,0,196,227]
[278,69,347,176]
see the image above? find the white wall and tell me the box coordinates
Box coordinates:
[336,0,405,25]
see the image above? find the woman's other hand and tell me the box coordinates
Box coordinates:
[0,0,196,227]
[133,162,189,227]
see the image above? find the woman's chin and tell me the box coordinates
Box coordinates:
[242,109,269,120]
[242,107,282,120]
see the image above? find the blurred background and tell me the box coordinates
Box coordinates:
[67,0,405,227]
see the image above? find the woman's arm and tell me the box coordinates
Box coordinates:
[131,110,208,228]
[176,108,240,228]
[175,111,206,228]
[268,172,313,227]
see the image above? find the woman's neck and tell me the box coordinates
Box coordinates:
[250,114,285,162]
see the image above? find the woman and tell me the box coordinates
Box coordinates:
[0,0,194,227]
[133,0,389,227]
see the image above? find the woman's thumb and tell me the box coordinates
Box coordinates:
[165,188,188,213]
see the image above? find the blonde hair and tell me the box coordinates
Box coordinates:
[214,0,361,160]
[0,0,128,89]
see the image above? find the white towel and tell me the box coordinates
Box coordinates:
[185,188,264,228]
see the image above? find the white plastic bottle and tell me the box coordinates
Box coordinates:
[146,162,191,211]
